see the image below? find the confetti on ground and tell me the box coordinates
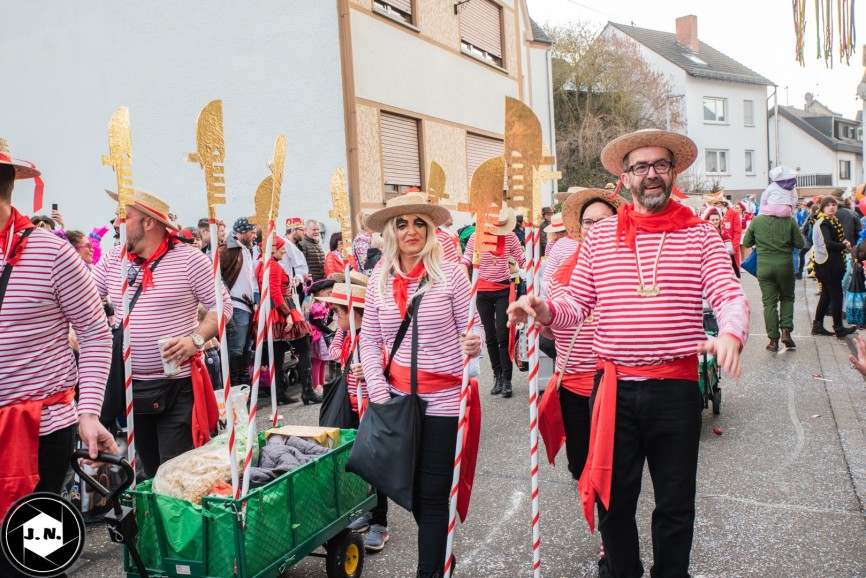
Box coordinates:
[811,374,822,378]
[713,427,724,436]
[810,414,821,419]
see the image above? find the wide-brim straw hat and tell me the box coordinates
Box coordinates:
[316,283,366,309]
[543,212,566,233]
[105,188,182,231]
[600,129,697,177]
[553,186,586,203]
[561,188,626,239]
[366,192,450,233]
[329,270,370,287]
[493,205,517,235]
[0,138,40,179]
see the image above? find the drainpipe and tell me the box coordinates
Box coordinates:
[546,45,558,198]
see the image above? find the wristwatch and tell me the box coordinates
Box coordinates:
[191,333,206,351]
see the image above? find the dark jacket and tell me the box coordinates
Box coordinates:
[835,206,861,245]
[220,235,251,289]
[298,235,325,281]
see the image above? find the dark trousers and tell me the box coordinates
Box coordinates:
[413,415,458,577]
[815,263,844,327]
[0,424,76,578]
[591,378,702,578]
[290,335,312,374]
[476,287,512,380]
[559,387,591,480]
[135,378,194,479]
[757,262,796,339]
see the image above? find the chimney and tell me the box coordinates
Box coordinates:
[675,15,699,52]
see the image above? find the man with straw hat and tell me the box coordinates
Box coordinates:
[509,128,749,578]
[0,141,117,576]
[94,189,232,478]
[461,205,526,398]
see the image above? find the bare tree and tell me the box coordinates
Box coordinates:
[547,22,678,189]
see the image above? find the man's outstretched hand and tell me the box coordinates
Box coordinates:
[698,334,742,379]
[506,295,552,328]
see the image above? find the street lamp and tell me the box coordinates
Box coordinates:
[665,93,685,132]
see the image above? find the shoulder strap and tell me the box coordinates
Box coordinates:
[0,227,36,314]
[382,279,427,380]
[410,304,419,395]
[127,250,170,314]
[554,317,587,391]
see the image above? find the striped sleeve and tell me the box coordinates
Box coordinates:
[329,329,345,361]
[700,230,750,346]
[549,231,595,329]
[449,264,486,347]
[359,269,390,404]
[508,233,526,267]
[51,245,113,415]
[460,233,476,267]
[187,248,233,320]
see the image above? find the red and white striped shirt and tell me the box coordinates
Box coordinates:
[436,227,462,264]
[546,252,598,378]
[360,261,484,416]
[460,231,525,285]
[93,243,232,381]
[549,218,749,367]
[329,329,368,413]
[542,235,579,293]
[0,228,112,435]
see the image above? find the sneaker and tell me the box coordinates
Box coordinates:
[364,524,389,551]
[347,512,371,533]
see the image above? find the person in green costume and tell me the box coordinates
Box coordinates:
[741,212,804,351]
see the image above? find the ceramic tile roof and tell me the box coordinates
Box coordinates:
[529,17,552,45]
[770,105,863,154]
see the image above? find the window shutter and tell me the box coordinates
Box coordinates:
[382,0,411,15]
[381,112,421,187]
[460,0,502,58]
[466,133,504,186]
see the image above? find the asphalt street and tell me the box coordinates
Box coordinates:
[69,273,866,578]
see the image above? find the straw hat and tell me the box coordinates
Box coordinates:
[493,205,517,235]
[316,283,366,309]
[600,129,697,177]
[0,138,40,179]
[366,192,450,233]
[105,188,182,231]
[561,188,626,239]
[543,212,566,233]
[329,270,370,287]
[553,186,586,203]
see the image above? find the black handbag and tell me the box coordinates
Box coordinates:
[319,360,355,430]
[345,291,427,511]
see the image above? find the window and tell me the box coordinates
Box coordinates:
[840,160,851,180]
[380,112,422,198]
[744,150,755,174]
[466,133,504,188]
[705,149,728,174]
[459,0,504,68]
[373,0,413,25]
[703,97,727,123]
[743,100,754,126]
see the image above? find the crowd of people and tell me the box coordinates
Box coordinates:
[3,125,866,578]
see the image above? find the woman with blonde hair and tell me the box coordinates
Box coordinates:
[360,192,484,577]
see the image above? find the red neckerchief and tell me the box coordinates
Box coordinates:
[616,199,703,252]
[1,207,36,267]
[340,329,359,367]
[392,261,426,317]
[127,232,177,293]
[553,242,584,287]
[492,235,506,257]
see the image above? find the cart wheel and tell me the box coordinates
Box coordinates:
[712,387,721,415]
[326,529,364,578]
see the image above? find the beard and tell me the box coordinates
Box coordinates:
[634,176,673,210]
[126,224,144,253]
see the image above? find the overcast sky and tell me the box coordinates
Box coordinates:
[529,0,865,119]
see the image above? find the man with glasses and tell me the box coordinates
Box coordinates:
[0,141,117,578]
[220,217,258,388]
[93,189,231,478]
[298,218,326,281]
[509,129,749,578]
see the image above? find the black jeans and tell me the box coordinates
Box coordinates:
[814,261,845,327]
[476,286,512,380]
[290,335,312,374]
[591,377,701,578]
[413,415,458,577]
[0,424,76,578]
[559,387,591,480]
[135,378,194,479]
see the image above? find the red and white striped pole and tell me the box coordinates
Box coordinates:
[344,263,363,418]
[268,298,280,427]
[443,266,480,578]
[209,219,240,497]
[525,223,542,578]
[117,219,136,488]
[242,219,275,497]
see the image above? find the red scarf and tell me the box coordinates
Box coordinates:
[392,261,427,317]
[553,242,584,287]
[340,330,358,366]
[616,199,703,252]
[127,232,177,292]
[1,207,36,267]
[189,353,219,448]
[492,235,506,257]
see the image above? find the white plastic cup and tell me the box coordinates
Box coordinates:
[157,336,181,377]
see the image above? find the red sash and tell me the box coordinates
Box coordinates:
[389,365,480,522]
[0,388,76,519]
[538,371,595,466]
[189,353,219,448]
[579,356,697,532]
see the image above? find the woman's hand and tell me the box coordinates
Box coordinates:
[460,332,482,357]
[351,362,365,382]
[848,335,866,376]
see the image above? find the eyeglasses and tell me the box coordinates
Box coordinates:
[581,216,612,229]
[625,160,673,176]
[75,244,93,251]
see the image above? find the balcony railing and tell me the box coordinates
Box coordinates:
[796,174,833,187]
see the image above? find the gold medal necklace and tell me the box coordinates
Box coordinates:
[635,232,667,297]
